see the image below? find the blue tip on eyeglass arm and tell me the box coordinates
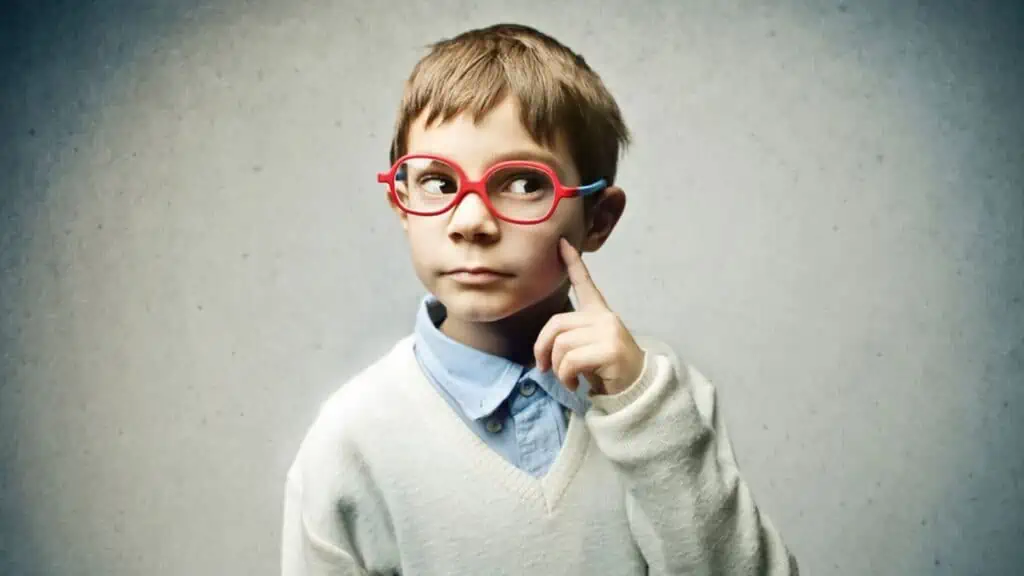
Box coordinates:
[575,179,607,197]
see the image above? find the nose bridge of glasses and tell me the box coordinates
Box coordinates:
[448,186,498,225]
[452,168,514,203]
[459,162,511,194]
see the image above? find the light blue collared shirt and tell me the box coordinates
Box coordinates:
[412,294,590,477]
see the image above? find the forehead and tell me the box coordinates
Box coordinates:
[406,97,578,181]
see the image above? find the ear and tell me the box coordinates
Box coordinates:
[386,189,409,231]
[580,186,626,253]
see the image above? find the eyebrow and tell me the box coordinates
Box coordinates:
[485,150,566,176]
[404,158,455,172]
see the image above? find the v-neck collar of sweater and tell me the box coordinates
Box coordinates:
[397,334,589,513]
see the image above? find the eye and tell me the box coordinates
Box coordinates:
[418,175,457,195]
[506,175,547,195]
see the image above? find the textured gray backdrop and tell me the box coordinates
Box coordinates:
[1,0,1022,574]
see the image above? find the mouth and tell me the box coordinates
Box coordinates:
[444,267,513,284]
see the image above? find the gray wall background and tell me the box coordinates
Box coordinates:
[1,0,1021,574]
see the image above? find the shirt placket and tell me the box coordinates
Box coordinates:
[508,377,564,477]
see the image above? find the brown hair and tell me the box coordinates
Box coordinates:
[389,23,631,193]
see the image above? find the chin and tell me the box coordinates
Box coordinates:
[435,289,529,323]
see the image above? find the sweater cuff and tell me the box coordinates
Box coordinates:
[589,350,658,414]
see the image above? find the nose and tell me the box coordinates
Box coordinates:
[446,190,500,242]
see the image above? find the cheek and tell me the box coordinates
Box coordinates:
[515,235,568,296]
[531,243,565,281]
[405,225,442,279]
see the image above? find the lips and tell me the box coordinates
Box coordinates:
[447,267,510,275]
[444,267,512,284]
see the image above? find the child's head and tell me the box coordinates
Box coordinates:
[384,23,630,326]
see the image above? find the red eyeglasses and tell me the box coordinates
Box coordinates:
[377,153,607,225]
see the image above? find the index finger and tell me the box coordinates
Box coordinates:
[559,237,608,310]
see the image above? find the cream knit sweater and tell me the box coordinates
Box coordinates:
[282,335,798,575]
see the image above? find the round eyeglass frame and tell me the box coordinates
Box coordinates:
[377,153,608,225]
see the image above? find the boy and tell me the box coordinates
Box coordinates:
[282,23,798,575]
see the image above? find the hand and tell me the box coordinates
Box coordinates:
[533,238,645,396]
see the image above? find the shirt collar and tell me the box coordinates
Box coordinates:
[413,294,589,420]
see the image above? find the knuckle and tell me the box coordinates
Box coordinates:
[555,330,570,348]
[535,334,549,351]
[560,353,574,374]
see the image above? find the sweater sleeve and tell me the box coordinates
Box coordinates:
[281,392,399,576]
[281,460,368,576]
[584,348,799,575]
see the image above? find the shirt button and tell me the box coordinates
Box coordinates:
[486,419,503,433]
[520,380,537,397]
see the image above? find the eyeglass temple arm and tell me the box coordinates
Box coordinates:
[573,179,607,197]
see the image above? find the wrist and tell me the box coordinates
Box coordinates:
[589,350,655,412]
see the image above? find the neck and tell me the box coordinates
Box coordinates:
[439,286,573,367]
